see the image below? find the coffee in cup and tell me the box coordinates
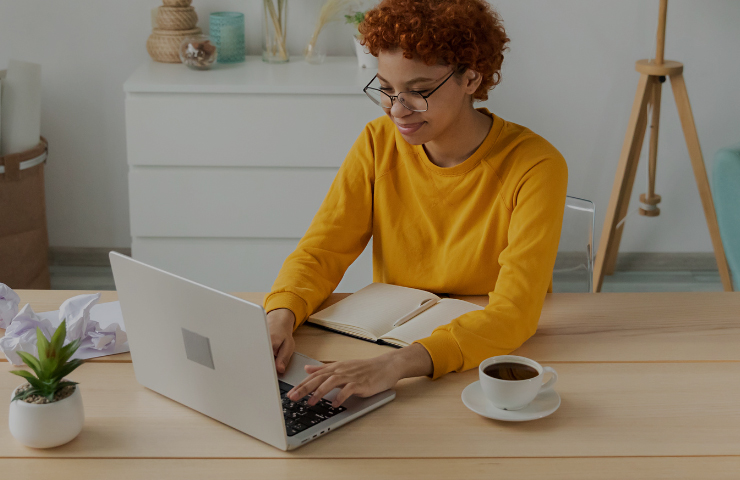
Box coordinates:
[478,355,557,411]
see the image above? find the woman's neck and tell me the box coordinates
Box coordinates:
[423,106,493,168]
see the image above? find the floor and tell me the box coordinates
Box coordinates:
[553,270,723,293]
[49,265,724,293]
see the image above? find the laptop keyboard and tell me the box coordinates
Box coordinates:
[279,380,347,437]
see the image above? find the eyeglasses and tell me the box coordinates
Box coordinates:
[363,68,459,112]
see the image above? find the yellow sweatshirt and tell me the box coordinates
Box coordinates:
[264,107,568,379]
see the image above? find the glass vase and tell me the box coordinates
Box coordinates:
[262,0,289,63]
[210,12,246,64]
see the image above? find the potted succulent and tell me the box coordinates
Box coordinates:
[8,320,85,448]
[345,10,377,69]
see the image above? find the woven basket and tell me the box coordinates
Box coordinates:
[147,27,202,63]
[0,137,51,289]
[156,6,198,30]
[162,0,192,6]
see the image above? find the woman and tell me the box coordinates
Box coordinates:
[265,0,568,408]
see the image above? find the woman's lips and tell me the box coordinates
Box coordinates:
[396,121,425,135]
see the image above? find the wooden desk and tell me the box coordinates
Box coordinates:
[2,291,740,478]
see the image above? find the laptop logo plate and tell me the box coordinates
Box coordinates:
[181,328,216,370]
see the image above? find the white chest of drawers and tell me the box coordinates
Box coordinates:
[123,57,378,292]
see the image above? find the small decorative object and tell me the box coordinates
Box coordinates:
[179,34,217,70]
[156,6,199,30]
[8,320,85,448]
[345,9,377,69]
[303,43,326,65]
[210,12,246,63]
[262,0,289,63]
[304,0,357,65]
[146,0,202,64]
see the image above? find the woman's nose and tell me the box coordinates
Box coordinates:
[390,99,412,117]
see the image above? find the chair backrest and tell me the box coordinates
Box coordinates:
[712,145,740,291]
[553,196,595,293]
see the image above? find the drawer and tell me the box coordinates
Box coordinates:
[125,93,381,168]
[129,166,340,238]
[132,237,373,293]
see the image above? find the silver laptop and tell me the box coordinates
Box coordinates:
[109,252,395,451]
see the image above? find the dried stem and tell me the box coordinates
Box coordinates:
[306,0,357,54]
[264,0,288,61]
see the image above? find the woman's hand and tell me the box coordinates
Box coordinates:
[266,308,296,373]
[287,343,434,408]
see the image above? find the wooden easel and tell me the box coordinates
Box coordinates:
[593,0,733,292]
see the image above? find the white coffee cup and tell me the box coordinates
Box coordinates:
[479,355,558,411]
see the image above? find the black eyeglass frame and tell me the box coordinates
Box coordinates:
[363,67,463,112]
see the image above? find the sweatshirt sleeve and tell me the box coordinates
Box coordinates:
[263,126,376,331]
[414,154,568,379]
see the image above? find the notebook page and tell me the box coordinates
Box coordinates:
[309,283,440,340]
[379,298,484,347]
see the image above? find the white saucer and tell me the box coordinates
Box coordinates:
[461,381,560,422]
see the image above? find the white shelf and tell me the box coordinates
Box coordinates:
[124,56,378,95]
[124,56,376,291]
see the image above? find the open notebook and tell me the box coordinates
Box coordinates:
[308,283,484,348]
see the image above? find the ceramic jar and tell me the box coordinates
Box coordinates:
[353,36,377,69]
[9,384,84,448]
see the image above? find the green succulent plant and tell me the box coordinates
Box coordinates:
[344,11,365,27]
[10,320,84,403]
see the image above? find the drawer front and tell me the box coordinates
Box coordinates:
[129,166,341,238]
[132,237,373,293]
[125,93,381,168]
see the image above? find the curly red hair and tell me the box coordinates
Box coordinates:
[359,0,509,102]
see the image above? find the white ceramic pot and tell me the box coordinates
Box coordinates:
[353,36,378,69]
[9,384,84,448]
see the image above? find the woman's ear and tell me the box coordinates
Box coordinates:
[462,69,483,95]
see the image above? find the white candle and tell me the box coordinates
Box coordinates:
[0,60,41,156]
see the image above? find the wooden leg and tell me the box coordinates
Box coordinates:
[670,73,734,291]
[645,77,662,205]
[594,74,652,292]
[603,87,652,276]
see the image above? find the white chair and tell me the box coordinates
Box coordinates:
[552,196,595,293]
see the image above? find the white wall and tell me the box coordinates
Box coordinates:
[1,0,738,252]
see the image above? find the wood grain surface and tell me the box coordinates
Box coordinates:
[6,291,739,363]
[2,361,740,459]
[3,458,740,480]
[3,290,740,478]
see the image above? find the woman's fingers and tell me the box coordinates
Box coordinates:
[288,372,330,401]
[274,336,294,374]
[333,382,358,407]
[304,363,326,373]
[308,375,347,406]
[287,363,329,397]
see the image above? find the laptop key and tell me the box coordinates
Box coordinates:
[292,422,309,433]
[308,404,330,416]
[297,415,322,427]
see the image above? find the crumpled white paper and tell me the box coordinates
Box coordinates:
[0,304,54,365]
[0,283,21,329]
[57,293,127,353]
[0,284,128,366]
